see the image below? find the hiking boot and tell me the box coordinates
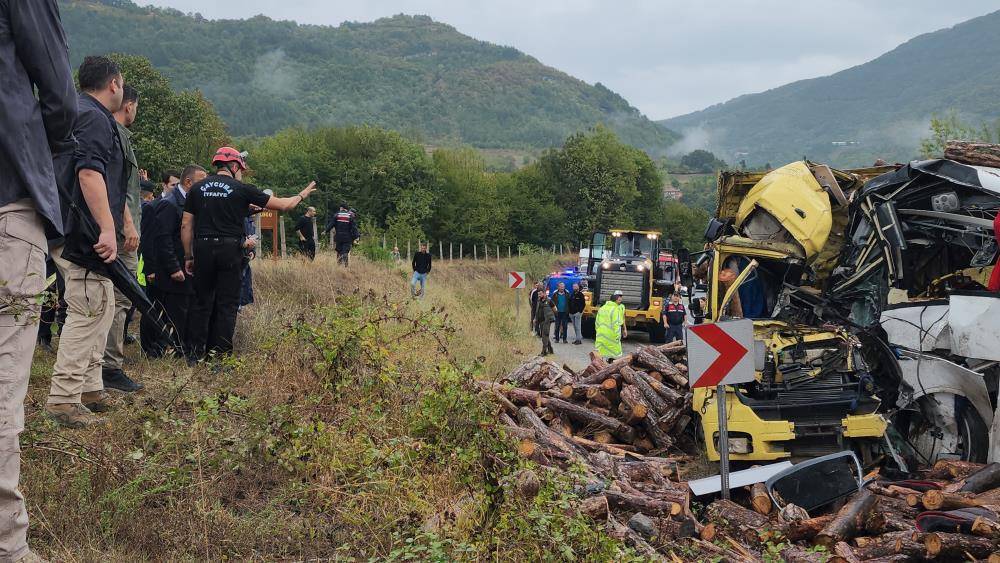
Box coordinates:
[45,403,100,428]
[102,368,144,392]
[573,340,583,345]
[81,390,112,413]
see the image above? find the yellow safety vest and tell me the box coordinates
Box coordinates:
[595,301,625,359]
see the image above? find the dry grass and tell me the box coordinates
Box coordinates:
[20,251,632,561]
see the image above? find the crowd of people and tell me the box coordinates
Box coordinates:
[0,3,329,559]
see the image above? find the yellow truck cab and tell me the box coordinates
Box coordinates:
[691,162,895,462]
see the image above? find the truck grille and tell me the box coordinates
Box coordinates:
[599,271,646,307]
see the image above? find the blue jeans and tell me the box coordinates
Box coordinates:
[555,311,569,342]
[411,272,428,297]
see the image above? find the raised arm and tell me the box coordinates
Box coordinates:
[265,181,317,212]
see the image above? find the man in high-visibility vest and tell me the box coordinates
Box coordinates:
[595,290,627,360]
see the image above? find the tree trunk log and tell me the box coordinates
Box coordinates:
[926,459,986,481]
[703,498,768,545]
[580,355,633,385]
[924,531,996,560]
[604,489,684,516]
[921,489,980,511]
[851,530,926,560]
[618,384,649,424]
[945,141,1000,168]
[748,481,772,515]
[815,489,878,547]
[606,517,666,561]
[635,347,688,387]
[779,514,835,542]
[621,366,671,416]
[574,494,609,520]
[544,397,636,442]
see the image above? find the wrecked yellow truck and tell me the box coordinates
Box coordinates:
[685,160,998,467]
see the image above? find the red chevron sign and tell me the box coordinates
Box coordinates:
[686,320,754,389]
[508,271,526,289]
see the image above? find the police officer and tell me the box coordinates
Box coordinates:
[662,292,687,343]
[329,203,360,266]
[181,147,316,362]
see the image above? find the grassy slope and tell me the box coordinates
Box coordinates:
[22,253,637,560]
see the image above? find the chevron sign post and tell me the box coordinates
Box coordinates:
[686,319,754,500]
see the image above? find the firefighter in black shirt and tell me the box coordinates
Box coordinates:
[181,147,316,361]
[294,206,316,260]
[327,203,360,266]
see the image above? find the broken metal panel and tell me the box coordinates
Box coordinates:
[880,301,951,352]
[894,350,993,429]
[948,292,1000,361]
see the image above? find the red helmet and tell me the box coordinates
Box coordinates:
[212,146,247,170]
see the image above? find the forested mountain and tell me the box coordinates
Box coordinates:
[660,9,1000,167]
[59,0,677,153]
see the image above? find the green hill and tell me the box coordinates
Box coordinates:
[660,9,1000,167]
[60,0,678,153]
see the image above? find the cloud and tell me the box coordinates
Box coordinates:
[667,124,719,157]
[142,1,999,119]
[252,49,297,96]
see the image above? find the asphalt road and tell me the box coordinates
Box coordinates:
[547,330,649,372]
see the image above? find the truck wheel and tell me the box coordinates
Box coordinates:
[649,323,667,344]
[894,393,989,463]
[582,317,596,339]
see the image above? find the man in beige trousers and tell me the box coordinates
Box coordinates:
[0,1,79,560]
[45,55,128,428]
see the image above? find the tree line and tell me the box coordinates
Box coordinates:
[116,53,709,253]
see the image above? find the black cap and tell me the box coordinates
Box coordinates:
[140,179,155,194]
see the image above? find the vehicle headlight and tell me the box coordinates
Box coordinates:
[636,264,645,271]
[602,261,611,270]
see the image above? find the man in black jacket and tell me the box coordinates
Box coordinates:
[47,55,128,428]
[0,1,77,555]
[410,243,432,298]
[294,206,316,260]
[138,180,164,357]
[151,164,206,356]
[569,282,586,345]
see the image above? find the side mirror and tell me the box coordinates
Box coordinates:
[677,248,694,288]
[765,451,863,512]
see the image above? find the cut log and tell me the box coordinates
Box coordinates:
[618,384,649,424]
[778,503,810,523]
[584,387,612,409]
[516,406,584,457]
[815,489,878,547]
[926,459,986,481]
[699,522,717,541]
[748,481,772,515]
[604,489,683,516]
[635,347,688,387]
[592,430,613,444]
[959,462,1000,494]
[852,530,926,560]
[621,366,671,416]
[779,545,829,563]
[833,542,861,563]
[642,373,685,407]
[972,517,1000,539]
[580,355,633,385]
[989,553,1000,563]
[544,397,636,443]
[945,140,1000,168]
[924,531,996,560]
[641,409,675,451]
[566,434,637,455]
[656,515,697,540]
[780,514,835,542]
[703,498,768,545]
[921,489,980,511]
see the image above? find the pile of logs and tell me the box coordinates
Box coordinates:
[945,140,1000,168]
[483,345,1000,561]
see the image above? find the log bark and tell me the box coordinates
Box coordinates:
[833,541,861,563]
[703,498,768,545]
[516,406,584,457]
[641,371,685,406]
[544,397,636,442]
[604,489,683,516]
[620,366,671,416]
[815,489,878,547]
[779,514,835,542]
[515,469,540,499]
[655,515,697,540]
[748,481,772,515]
[921,489,981,511]
[580,355,633,385]
[635,347,688,387]
[924,531,996,560]
[945,140,1000,168]
[926,459,986,481]
[575,494,609,520]
[566,434,637,455]
[959,462,1000,494]
[972,517,1000,539]
[852,530,926,560]
[779,545,829,563]
[618,384,649,424]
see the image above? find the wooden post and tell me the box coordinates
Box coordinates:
[439,240,444,260]
[460,243,463,261]
[474,245,478,261]
[508,246,511,259]
[311,217,318,249]
[407,240,411,260]
[278,214,287,259]
[518,245,522,257]
[560,244,563,255]
[382,233,386,249]
[450,242,453,261]
[497,245,500,261]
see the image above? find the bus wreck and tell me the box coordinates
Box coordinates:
[689,159,999,468]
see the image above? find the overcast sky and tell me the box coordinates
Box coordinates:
[142,1,997,120]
